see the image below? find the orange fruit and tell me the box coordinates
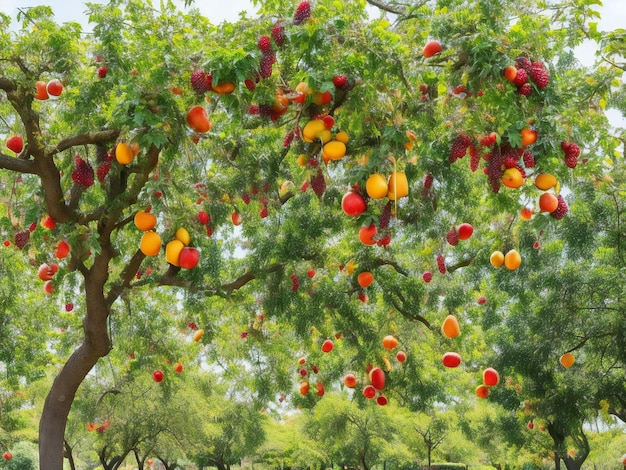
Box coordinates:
[504,249,521,270]
[357,271,374,288]
[165,239,185,266]
[520,207,533,220]
[35,80,49,100]
[134,210,157,231]
[322,140,346,160]
[441,314,461,338]
[501,167,525,188]
[535,173,557,190]
[387,171,409,200]
[212,81,235,94]
[115,143,135,165]
[476,384,490,398]
[359,224,377,245]
[560,352,575,368]
[490,250,505,267]
[187,106,211,133]
[382,335,399,350]
[503,65,518,82]
[140,231,162,257]
[335,131,349,144]
[539,193,558,213]
[366,173,389,199]
[302,119,326,143]
[520,128,537,147]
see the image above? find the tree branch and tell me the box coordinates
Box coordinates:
[49,129,121,156]
[0,152,38,174]
[365,0,406,15]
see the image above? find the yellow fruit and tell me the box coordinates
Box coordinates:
[319,130,333,144]
[165,239,185,266]
[134,210,156,231]
[322,140,347,161]
[535,173,557,191]
[504,249,521,270]
[140,231,162,257]
[193,329,204,342]
[175,227,191,246]
[302,119,326,143]
[297,154,308,168]
[115,143,135,165]
[335,131,349,144]
[387,171,409,200]
[490,250,505,267]
[366,173,388,199]
[501,168,525,189]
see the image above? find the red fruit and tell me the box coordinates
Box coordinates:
[457,223,474,240]
[333,74,348,87]
[97,162,111,182]
[271,22,286,47]
[446,227,459,246]
[14,230,29,250]
[341,191,367,217]
[359,223,377,246]
[369,367,385,390]
[6,136,24,153]
[376,395,388,406]
[344,373,357,388]
[190,69,210,93]
[152,370,164,382]
[97,66,107,78]
[298,357,306,365]
[43,280,54,295]
[315,382,325,396]
[46,79,63,97]
[179,247,200,269]
[3,452,11,460]
[258,35,272,52]
[174,362,183,373]
[38,263,56,281]
[41,215,56,230]
[483,367,500,386]
[65,303,74,312]
[422,40,443,58]
[396,350,407,363]
[321,339,334,353]
[477,296,487,305]
[476,384,490,398]
[72,155,94,187]
[442,352,462,368]
[197,211,210,225]
[291,273,299,291]
[293,0,311,25]
[187,106,211,133]
[518,83,532,96]
[307,269,315,278]
[322,115,335,130]
[436,255,446,274]
[299,368,308,376]
[512,67,528,86]
[530,62,550,88]
[55,240,70,259]
[528,420,535,430]
[449,136,470,162]
[363,384,376,399]
[422,271,433,283]
[244,79,256,91]
[259,53,274,79]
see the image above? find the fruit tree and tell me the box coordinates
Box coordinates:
[0,0,624,467]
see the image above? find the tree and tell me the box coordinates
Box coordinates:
[0,0,622,467]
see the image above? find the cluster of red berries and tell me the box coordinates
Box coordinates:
[436,255,446,274]
[72,155,95,187]
[291,273,299,291]
[190,69,212,94]
[293,1,311,25]
[561,141,581,168]
[310,168,326,197]
[505,57,550,95]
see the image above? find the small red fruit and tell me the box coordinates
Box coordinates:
[3,451,12,460]
[65,303,74,312]
[43,280,54,295]
[476,384,490,398]
[369,367,385,390]
[344,373,357,388]
[174,362,183,373]
[482,367,500,386]
[46,79,63,97]
[333,74,348,87]
[6,136,24,154]
[54,240,70,259]
[321,339,334,353]
[422,271,433,283]
[197,211,210,225]
[423,40,443,58]
[442,352,462,368]
[179,247,200,269]
[97,66,108,78]
[363,384,376,399]
[41,216,56,230]
[396,350,407,363]
[376,395,388,406]
[457,223,474,240]
[152,370,164,382]
[477,296,487,305]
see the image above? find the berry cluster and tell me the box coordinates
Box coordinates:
[483,144,533,193]
[291,273,300,292]
[561,141,581,168]
[505,57,550,95]
[190,69,212,94]
[293,1,311,25]
[310,168,326,197]
[14,229,29,250]
[72,155,95,187]
[550,194,569,219]
[449,134,473,163]
[436,255,446,274]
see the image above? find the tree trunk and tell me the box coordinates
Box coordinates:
[39,274,112,469]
